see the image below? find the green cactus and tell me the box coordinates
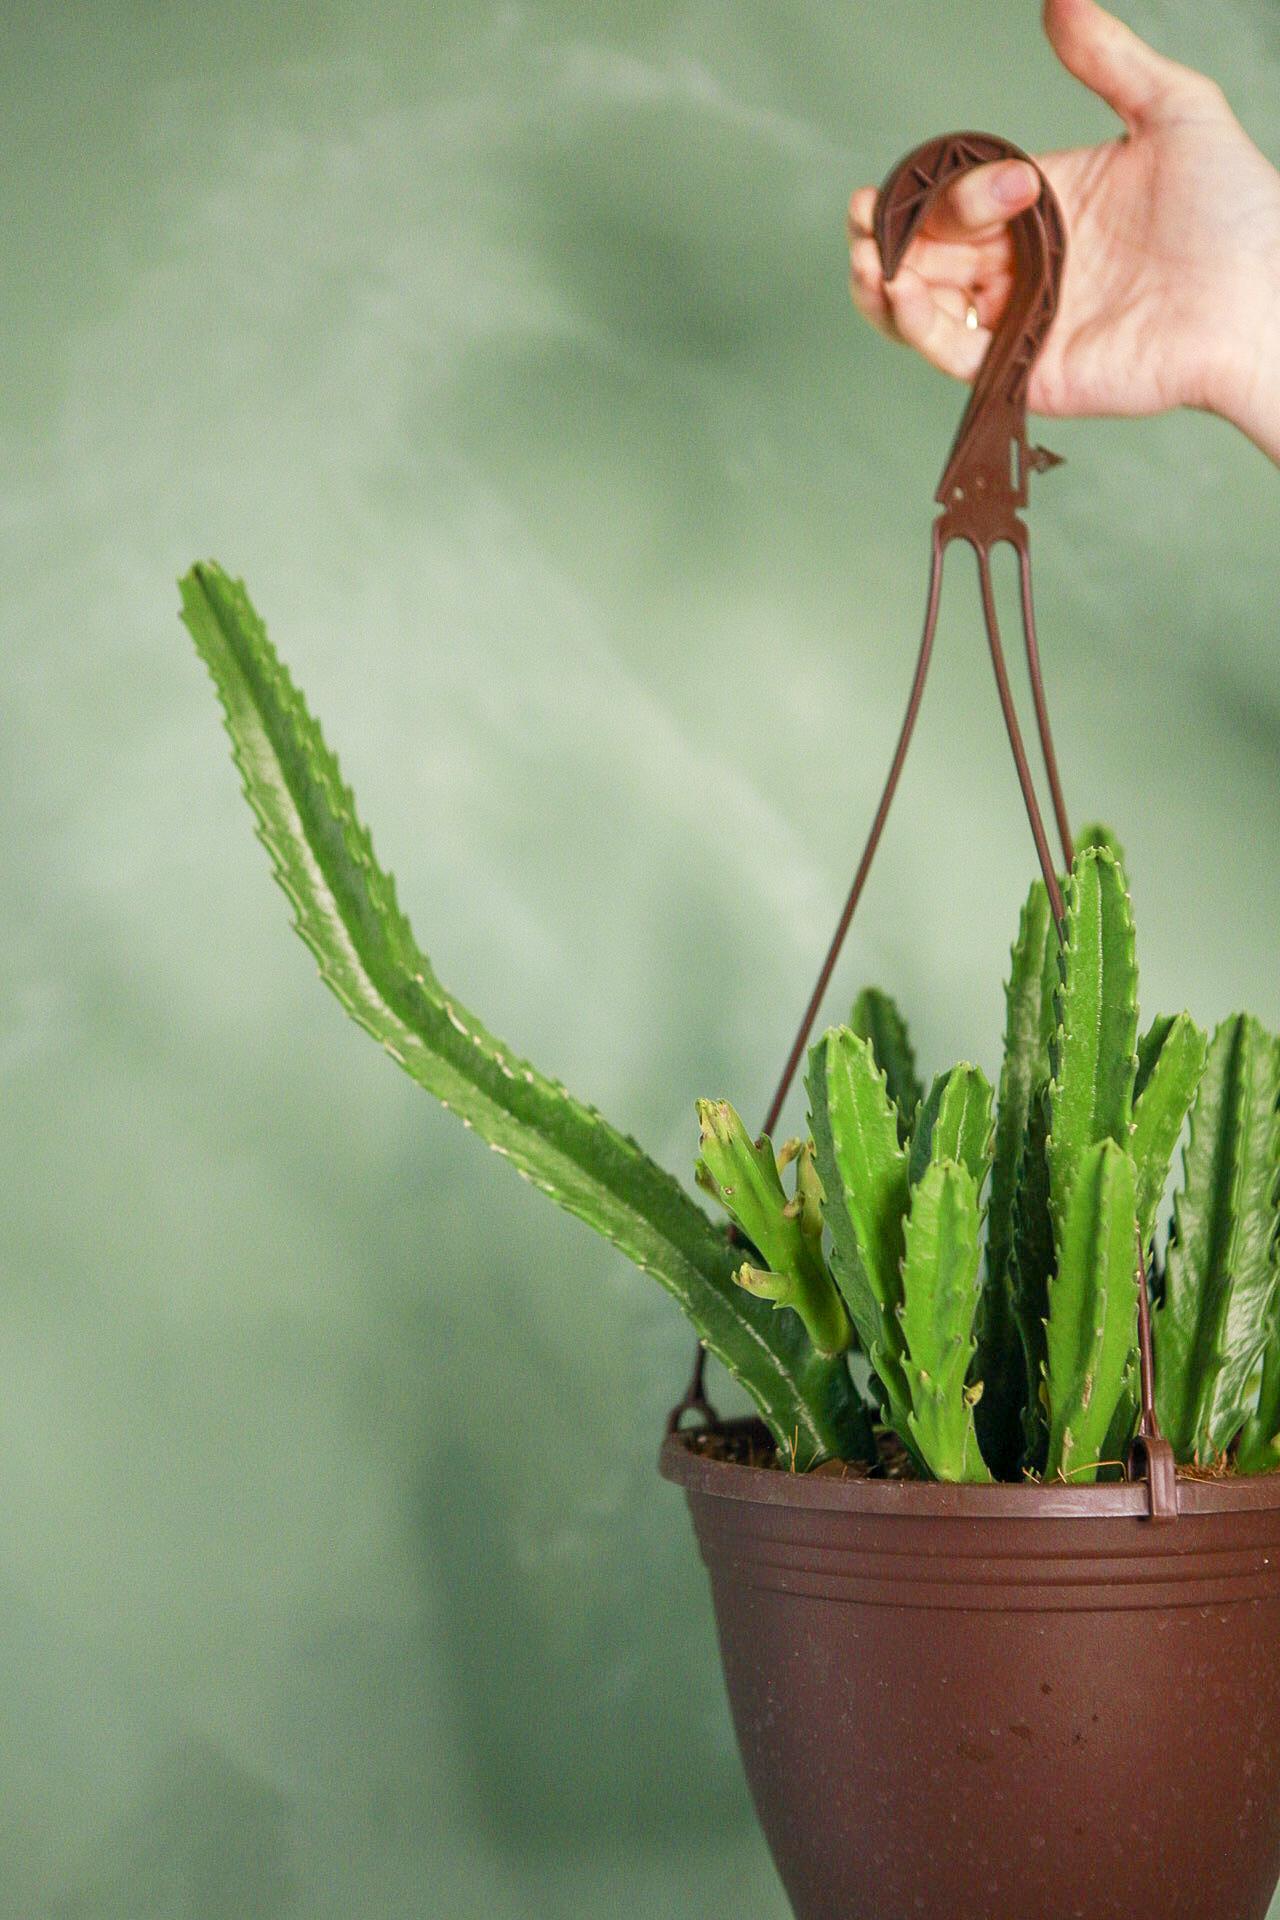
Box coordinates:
[898,1160,991,1482]
[183,562,1280,1483]
[807,1027,916,1449]
[1154,1015,1280,1464]
[807,1033,994,1481]
[1036,847,1143,1480]
[179,563,869,1469]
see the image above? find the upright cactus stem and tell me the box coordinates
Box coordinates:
[1042,1139,1139,1481]
[899,1159,992,1483]
[1130,1014,1208,1249]
[909,1065,994,1188]
[695,1101,854,1359]
[808,1027,917,1451]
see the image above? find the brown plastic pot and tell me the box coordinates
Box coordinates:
[661,1424,1280,1920]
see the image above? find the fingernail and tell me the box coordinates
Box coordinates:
[993,161,1036,207]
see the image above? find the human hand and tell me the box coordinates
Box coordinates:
[848,0,1280,461]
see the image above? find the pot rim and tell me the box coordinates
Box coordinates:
[659,1422,1280,1521]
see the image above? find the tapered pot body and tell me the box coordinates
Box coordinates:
[661,1428,1280,1920]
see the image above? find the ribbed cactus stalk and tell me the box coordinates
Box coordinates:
[1035,847,1205,1482]
[1154,1015,1280,1464]
[898,1160,991,1482]
[909,1064,995,1188]
[808,1028,916,1453]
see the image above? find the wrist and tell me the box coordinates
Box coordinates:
[1202,268,1280,464]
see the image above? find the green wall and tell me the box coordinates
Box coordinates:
[4,2,1280,1913]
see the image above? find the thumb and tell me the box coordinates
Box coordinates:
[1043,0,1202,130]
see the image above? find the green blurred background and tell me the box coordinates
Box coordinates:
[5,2,1280,1913]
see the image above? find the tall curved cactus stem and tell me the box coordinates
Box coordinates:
[179,562,868,1469]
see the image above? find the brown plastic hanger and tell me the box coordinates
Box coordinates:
[669,132,1175,1517]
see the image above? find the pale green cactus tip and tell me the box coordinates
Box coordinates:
[181,573,1280,1486]
[695,1097,736,1147]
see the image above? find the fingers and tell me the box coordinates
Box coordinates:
[849,234,897,339]
[850,220,1002,304]
[1042,0,1218,129]
[847,162,1037,252]
[847,186,877,237]
[847,159,1033,359]
[848,172,1020,377]
[882,265,991,382]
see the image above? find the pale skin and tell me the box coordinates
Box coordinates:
[848,0,1280,464]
